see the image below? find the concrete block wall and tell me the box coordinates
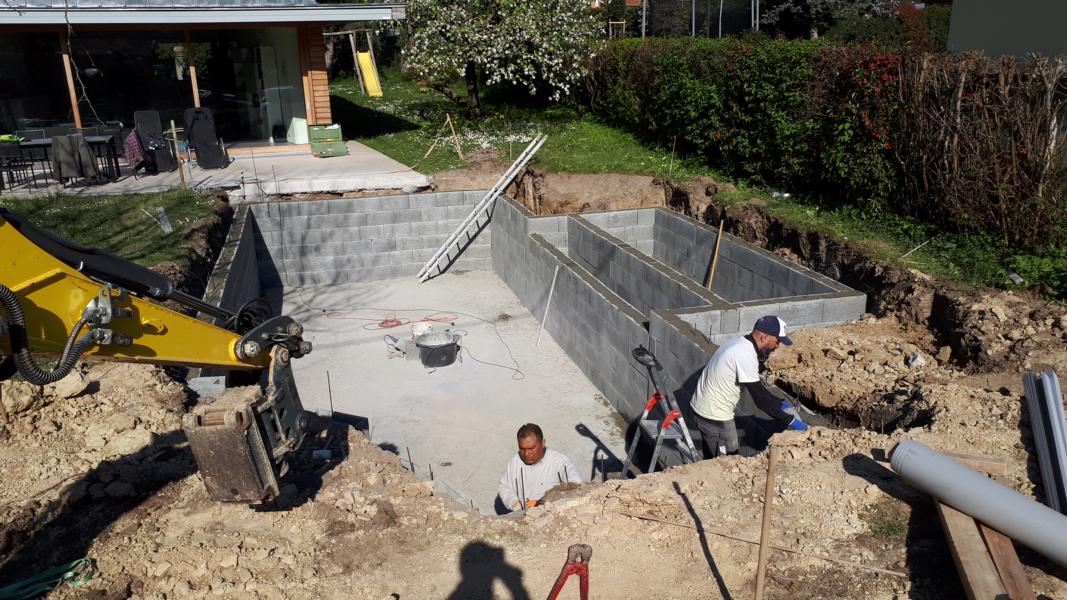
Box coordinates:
[250,191,493,288]
[578,209,656,256]
[201,204,262,322]
[491,197,867,469]
[678,292,868,345]
[567,217,715,316]
[653,210,837,303]
[491,198,652,422]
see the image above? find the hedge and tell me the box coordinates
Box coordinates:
[583,39,1067,254]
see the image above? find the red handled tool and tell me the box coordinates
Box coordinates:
[546,544,592,600]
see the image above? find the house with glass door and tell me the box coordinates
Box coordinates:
[0,0,402,153]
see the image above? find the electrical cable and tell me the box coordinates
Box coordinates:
[296,290,526,380]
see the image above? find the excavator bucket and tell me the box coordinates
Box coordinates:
[182,347,308,503]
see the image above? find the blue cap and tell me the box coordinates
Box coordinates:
[753,315,793,346]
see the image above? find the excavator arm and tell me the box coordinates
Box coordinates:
[0,208,312,503]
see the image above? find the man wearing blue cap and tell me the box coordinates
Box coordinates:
[692,315,808,459]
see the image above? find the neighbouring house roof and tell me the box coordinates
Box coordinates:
[0,0,405,25]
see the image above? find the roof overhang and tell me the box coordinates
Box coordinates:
[0,4,405,25]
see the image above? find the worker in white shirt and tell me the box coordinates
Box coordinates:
[693,315,809,458]
[498,423,582,512]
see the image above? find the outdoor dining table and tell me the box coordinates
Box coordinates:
[20,135,121,181]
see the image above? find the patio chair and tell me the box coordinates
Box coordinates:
[70,127,99,137]
[183,107,230,170]
[15,129,45,140]
[0,141,37,192]
[133,111,177,173]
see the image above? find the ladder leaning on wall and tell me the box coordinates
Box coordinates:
[416,134,547,282]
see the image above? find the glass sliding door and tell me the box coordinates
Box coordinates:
[191,28,308,146]
[0,33,72,132]
[66,30,191,130]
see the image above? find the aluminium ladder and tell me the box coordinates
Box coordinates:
[619,346,699,477]
[416,134,547,282]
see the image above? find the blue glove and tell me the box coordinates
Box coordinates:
[779,400,808,431]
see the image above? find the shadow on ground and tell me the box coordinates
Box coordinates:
[330,96,420,139]
[446,541,530,600]
[842,452,960,599]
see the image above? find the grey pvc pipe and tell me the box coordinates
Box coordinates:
[891,439,1067,567]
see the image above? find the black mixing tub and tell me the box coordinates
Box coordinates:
[414,332,460,368]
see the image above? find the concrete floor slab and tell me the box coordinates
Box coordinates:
[8,141,430,199]
[280,271,626,514]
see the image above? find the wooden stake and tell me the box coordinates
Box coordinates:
[421,138,439,160]
[705,220,724,291]
[445,114,464,160]
[753,445,780,600]
[170,120,186,190]
[185,31,201,108]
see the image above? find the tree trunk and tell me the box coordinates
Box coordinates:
[464,61,481,117]
[324,36,337,78]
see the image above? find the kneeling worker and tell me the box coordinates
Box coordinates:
[498,423,582,512]
[694,315,808,458]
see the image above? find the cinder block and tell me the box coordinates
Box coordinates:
[380,195,412,211]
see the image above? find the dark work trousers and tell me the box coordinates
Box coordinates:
[694,412,739,459]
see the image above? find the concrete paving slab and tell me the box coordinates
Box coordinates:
[8,141,430,199]
[280,271,626,514]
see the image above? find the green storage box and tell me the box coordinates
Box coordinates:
[308,124,343,143]
[311,141,349,158]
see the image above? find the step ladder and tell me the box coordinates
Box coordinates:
[619,346,699,476]
[416,134,546,282]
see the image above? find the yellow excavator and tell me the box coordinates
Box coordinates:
[0,207,312,504]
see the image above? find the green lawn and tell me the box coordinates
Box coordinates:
[330,69,710,179]
[332,69,1064,300]
[0,189,220,268]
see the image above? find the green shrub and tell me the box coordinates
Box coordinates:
[584,38,1067,255]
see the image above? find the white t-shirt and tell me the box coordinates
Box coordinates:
[692,335,760,421]
[498,448,582,511]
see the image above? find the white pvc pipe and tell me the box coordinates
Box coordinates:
[891,439,1067,567]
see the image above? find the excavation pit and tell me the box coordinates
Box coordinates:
[199,191,866,511]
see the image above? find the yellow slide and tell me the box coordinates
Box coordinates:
[357,51,383,97]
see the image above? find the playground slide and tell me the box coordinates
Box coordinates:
[357,52,383,97]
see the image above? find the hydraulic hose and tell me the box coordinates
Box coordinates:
[0,283,92,385]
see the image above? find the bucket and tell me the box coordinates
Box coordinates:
[415,332,460,368]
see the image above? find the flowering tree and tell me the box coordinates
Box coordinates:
[404,0,602,116]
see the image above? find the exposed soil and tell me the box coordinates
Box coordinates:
[1,168,1066,598]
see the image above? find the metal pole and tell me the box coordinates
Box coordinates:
[536,265,560,347]
[718,0,724,37]
[692,0,696,36]
[753,446,780,600]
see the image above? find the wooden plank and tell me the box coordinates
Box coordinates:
[946,452,1014,476]
[58,31,83,129]
[979,523,1036,600]
[936,502,1009,600]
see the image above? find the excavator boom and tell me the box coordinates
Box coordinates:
[0,208,312,503]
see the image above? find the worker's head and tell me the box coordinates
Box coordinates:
[751,315,793,355]
[516,423,546,465]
